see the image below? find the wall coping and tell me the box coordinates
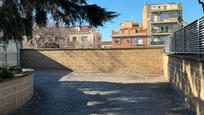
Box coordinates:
[21,46,164,51]
[0,69,34,83]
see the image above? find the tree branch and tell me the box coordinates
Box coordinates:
[198,0,204,13]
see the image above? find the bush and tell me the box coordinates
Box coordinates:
[9,67,23,74]
[0,68,14,79]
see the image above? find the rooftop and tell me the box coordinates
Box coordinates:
[145,2,181,6]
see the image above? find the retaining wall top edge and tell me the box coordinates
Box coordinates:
[21,46,164,51]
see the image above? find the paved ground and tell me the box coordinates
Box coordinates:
[12,70,192,115]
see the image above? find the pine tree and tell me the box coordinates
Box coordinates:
[0,0,118,43]
[198,0,204,13]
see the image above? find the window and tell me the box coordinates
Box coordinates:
[160,36,167,42]
[130,30,135,34]
[73,37,77,42]
[48,37,54,42]
[55,35,64,42]
[158,6,161,9]
[136,37,143,46]
[126,38,131,43]
[81,36,88,43]
[171,12,179,17]
[67,37,70,42]
[124,30,129,34]
[160,14,169,22]
[173,24,180,30]
[153,15,158,22]
[161,26,164,32]
[115,38,121,44]
[164,5,167,9]
[98,37,101,41]
[135,30,138,33]
[165,26,169,32]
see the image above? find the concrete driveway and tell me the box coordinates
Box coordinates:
[12,70,192,115]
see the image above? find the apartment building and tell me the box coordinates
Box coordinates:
[112,21,149,48]
[143,3,183,45]
[22,27,102,49]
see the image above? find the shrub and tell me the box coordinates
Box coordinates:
[0,68,14,79]
[9,67,23,74]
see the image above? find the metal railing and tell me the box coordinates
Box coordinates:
[0,42,19,68]
[165,16,204,56]
[151,41,165,45]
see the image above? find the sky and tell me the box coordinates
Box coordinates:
[88,0,203,41]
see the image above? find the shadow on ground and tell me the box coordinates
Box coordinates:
[11,70,193,115]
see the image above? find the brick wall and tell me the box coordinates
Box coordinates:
[21,47,164,76]
[0,73,33,114]
[163,54,204,115]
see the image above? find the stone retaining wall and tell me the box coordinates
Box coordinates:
[163,54,204,115]
[0,73,33,114]
[21,47,164,76]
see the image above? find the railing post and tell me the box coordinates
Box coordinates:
[174,33,176,54]
[183,28,185,55]
[198,19,201,58]
[16,41,21,67]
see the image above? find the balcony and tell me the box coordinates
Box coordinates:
[151,18,178,24]
[151,29,173,36]
[150,41,165,45]
[112,30,148,37]
[150,7,181,13]
[150,15,179,24]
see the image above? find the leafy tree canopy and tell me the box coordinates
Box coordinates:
[0,0,118,43]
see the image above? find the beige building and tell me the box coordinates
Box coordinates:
[143,3,183,45]
[102,41,112,48]
[22,27,102,49]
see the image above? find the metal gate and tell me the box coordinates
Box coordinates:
[0,41,19,67]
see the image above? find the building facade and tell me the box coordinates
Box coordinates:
[143,3,183,45]
[22,27,102,49]
[102,41,112,48]
[112,21,149,48]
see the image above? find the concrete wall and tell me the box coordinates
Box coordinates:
[20,47,204,114]
[163,54,204,115]
[0,73,33,114]
[21,47,164,76]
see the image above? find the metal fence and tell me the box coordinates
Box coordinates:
[0,41,19,68]
[165,16,204,56]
